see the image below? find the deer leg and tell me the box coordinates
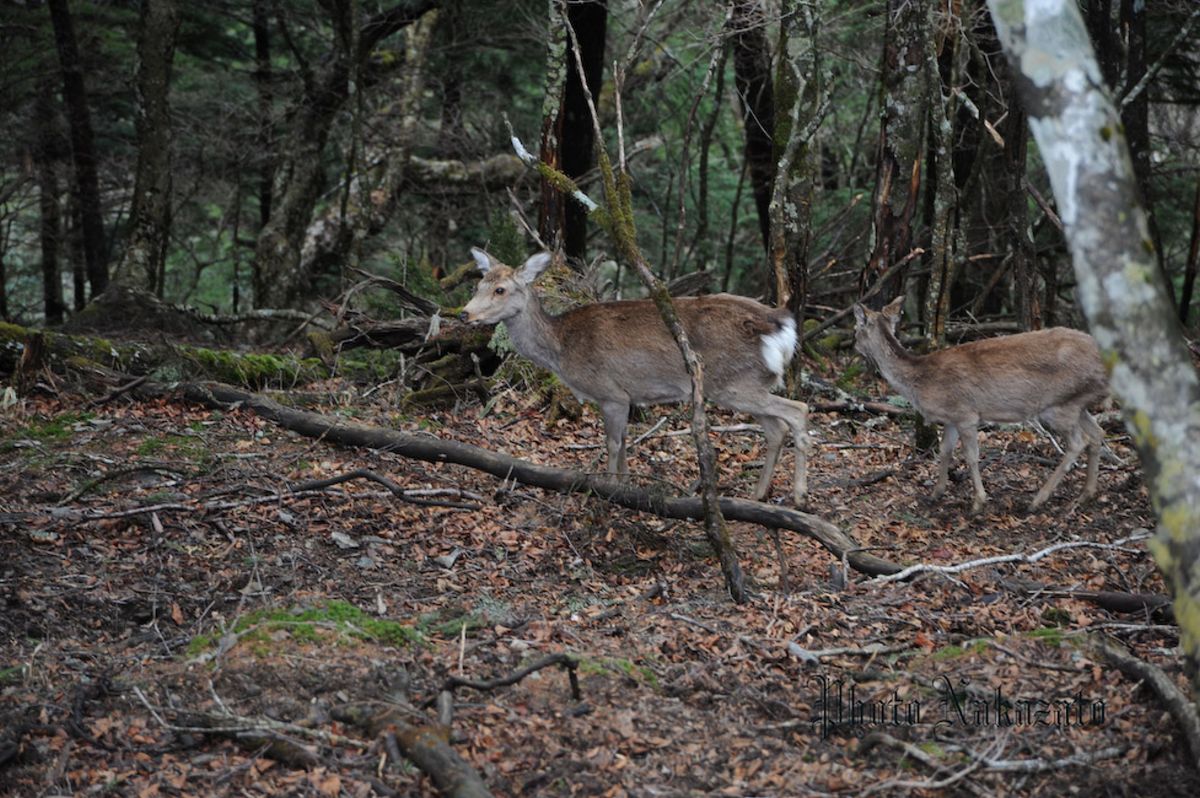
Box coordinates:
[1080,411,1104,501]
[931,424,959,500]
[1030,408,1089,510]
[599,400,630,477]
[958,424,988,514]
[714,390,809,506]
[752,416,788,501]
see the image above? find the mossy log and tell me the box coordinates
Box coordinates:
[0,320,328,391]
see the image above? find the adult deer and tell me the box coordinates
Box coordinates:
[853,297,1108,514]
[460,249,811,505]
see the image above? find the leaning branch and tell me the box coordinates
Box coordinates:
[180,381,904,578]
[1096,638,1200,769]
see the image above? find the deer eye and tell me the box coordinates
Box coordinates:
[494,286,506,295]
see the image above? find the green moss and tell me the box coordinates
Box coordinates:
[0,665,26,685]
[579,656,659,688]
[1027,626,1065,646]
[186,601,424,658]
[136,433,210,462]
[183,346,327,388]
[929,640,987,661]
[1099,125,1113,142]
[14,411,95,442]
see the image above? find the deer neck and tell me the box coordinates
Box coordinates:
[870,326,923,402]
[504,294,564,373]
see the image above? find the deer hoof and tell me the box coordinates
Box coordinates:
[969,497,987,516]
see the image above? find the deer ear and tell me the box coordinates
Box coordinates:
[469,247,496,274]
[518,252,553,284]
[883,296,905,318]
[853,304,868,327]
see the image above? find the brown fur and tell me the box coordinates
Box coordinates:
[854,297,1108,513]
[462,250,811,504]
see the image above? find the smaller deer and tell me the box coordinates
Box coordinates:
[853,297,1108,514]
[460,249,811,505]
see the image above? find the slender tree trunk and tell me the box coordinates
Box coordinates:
[253,0,274,230]
[47,0,107,298]
[731,0,776,259]
[67,190,86,311]
[561,0,607,262]
[35,75,66,324]
[862,0,927,309]
[536,0,568,250]
[988,0,1200,723]
[1119,0,1172,308]
[1180,178,1200,327]
[770,0,823,324]
[115,0,181,295]
[921,1,961,346]
[1003,105,1035,329]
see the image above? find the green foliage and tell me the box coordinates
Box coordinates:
[12,411,95,443]
[486,210,526,265]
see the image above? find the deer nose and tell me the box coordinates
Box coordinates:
[458,310,471,322]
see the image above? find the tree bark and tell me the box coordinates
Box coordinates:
[35,75,66,325]
[920,1,961,346]
[1119,0,1171,308]
[862,0,927,309]
[252,0,274,230]
[46,0,108,298]
[114,0,181,295]
[1180,178,1200,327]
[988,0,1200,729]
[560,0,606,261]
[731,0,776,257]
[769,0,823,321]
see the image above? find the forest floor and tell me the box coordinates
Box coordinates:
[1,356,1197,797]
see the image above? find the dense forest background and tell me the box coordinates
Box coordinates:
[5,1,1200,795]
[2,0,1197,338]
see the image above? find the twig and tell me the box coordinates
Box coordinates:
[787,641,911,664]
[870,530,1152,584]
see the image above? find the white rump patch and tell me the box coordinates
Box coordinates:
[760,317,797,385]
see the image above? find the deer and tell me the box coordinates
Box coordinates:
[459,248,811,505]
[852,296,1108,514]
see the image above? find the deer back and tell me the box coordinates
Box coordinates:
[554,294,792,406]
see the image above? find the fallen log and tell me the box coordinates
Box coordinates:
[180,381,905,578]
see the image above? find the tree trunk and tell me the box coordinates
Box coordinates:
[560,0,606,262]
[35,75,66,325]
[769,0,822,322]
[114,0,181,295]
[988,0,1200,728]
[862,0,927,309]
[536,0,568,251]
[252,0,274,230]
[920,1,961,346]
[252,0,436,308]
[731,0,776,258]
[46,0,108,298]
[1119,0,1172,308]
[1180,178,1200,327]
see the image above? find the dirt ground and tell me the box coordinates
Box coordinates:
[1,365,1197,797]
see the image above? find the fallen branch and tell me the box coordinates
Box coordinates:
[870,530,1152,584]
[290,468,481,510]
[180,381,905,577]
[1096,638,1200,769]
[438,653,580,702]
